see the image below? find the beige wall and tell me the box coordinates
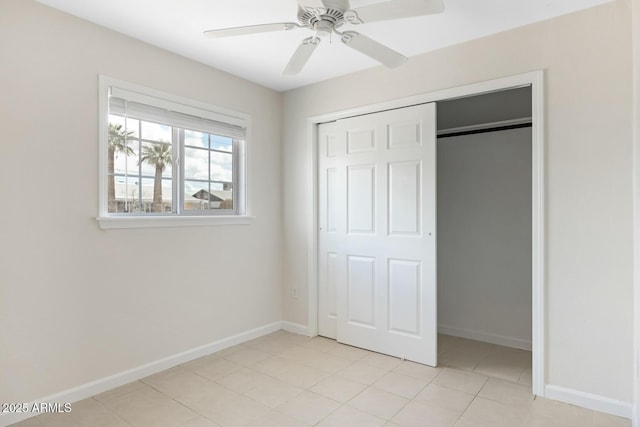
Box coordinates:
[0,0,283,403]
[0,0,634,412]
[633,0,640,422]
[283,0,633,403]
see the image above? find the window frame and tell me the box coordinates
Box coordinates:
[97,75,253,229]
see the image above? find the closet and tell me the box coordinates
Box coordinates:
[436,87,533,385]
[316,86,534,385]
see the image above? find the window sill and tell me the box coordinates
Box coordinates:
[96,215,255,230]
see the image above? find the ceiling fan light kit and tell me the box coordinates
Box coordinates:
[203,0,445,75]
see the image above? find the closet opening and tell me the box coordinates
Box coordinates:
[311,72,544,396]
[436,86,533,389]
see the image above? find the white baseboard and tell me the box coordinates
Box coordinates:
[0,321,283,427]
[281,321,310,336]
[545,384,632,419]
[438,324,532,351]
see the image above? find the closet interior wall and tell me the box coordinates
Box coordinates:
[436,87,533,350]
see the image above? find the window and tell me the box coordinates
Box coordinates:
[98,76,251,229]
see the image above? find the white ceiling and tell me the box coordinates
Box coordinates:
[36,0,612,92]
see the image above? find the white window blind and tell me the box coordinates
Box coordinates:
[109,90,245,139]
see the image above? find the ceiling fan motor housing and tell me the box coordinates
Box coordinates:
[299,6,346,36]
[299,7,344,24]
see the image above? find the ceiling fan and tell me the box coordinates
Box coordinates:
[203,0,444,75]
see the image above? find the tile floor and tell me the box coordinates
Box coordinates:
[11,332,630,427]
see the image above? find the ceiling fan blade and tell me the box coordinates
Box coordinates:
[282,37,321,75]
[298,0,351,13]
[340,31,407,68]
[203,23,300,38]
[344,0,444,25]
[321,0,351,10]
[297,0,326,9]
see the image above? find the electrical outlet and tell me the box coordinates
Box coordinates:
[291,287,298,299]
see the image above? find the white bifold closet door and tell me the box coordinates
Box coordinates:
[318,103,437,366]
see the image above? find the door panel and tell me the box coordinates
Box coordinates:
[347,256,376,326]
[326,168,338,232]
[388,259,422,336]
[326,133,338,157]
[347,165,376,234]
[388,121,422,149]
[347,129,376,153]
[389,161,421,235]
[326,253,338,319]
[318,103,437,366]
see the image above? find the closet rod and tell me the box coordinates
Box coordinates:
[437,117,532,139]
